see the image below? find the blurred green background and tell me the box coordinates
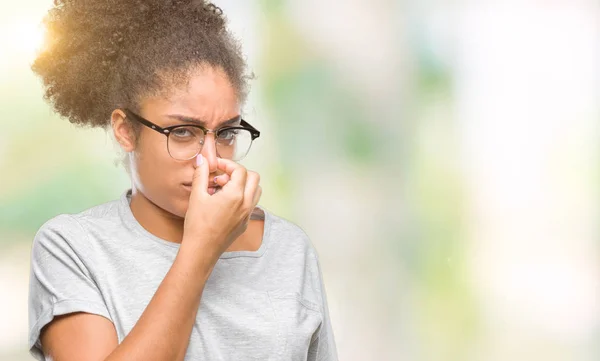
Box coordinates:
[1,1,599,360]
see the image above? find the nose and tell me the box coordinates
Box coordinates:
[200,132,219,173]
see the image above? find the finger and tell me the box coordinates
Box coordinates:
[191,154,209,197]
[219,161,247,191]
[251,185,262,209]
[213,174,230,187]
[243,171,260,208]
[216,157,244,176]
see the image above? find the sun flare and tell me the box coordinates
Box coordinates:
[0,17,45,66]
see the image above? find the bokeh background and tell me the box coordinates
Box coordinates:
[1,0,599,360]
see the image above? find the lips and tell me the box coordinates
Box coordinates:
[183,179,218,187]
[182,183,219,187]
[182,183,221,194]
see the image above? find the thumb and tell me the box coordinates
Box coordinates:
[191,154,209,196]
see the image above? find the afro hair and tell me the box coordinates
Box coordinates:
[32,0,250,129]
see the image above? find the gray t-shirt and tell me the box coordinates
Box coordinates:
[28,189,338,361]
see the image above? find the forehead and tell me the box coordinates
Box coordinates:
[177,65,238,104]
[140,65,240,124]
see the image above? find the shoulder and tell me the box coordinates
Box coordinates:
[260,207,325,283]
[32,198,121,255]
[261,206,319,258]
[33,214,87,247]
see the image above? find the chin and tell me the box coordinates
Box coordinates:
[170,195,190,219]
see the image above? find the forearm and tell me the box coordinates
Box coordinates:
[105,244,216,361]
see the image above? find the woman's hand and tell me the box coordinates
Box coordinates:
[212,173,230,189]
[181,154,262,264]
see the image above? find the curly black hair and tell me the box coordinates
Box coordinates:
[32,0,249,129]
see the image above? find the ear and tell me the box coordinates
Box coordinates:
[111,109,136,152]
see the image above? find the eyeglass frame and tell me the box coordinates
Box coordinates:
[121,108,260,160]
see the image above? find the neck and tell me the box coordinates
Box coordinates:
[129,188,185,244]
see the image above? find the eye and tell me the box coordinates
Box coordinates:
[218,129,239,140]
[171,126,198,139]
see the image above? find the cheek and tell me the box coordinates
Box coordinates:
[134,138,190,217]
[135,139,179,191]
[136,138,172,182]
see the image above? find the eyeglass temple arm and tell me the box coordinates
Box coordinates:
[240,119,260,138]
[124,109,170,135]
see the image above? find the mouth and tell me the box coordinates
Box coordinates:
[182,183,221,195]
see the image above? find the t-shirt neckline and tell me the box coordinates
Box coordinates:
[118,188,271,259]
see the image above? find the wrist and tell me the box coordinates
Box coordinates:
[176,241,218,277]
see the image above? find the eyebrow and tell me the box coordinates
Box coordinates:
[166,114,241,128]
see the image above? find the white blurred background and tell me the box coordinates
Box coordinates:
[0,0,598,360]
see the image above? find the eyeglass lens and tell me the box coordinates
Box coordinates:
[166,126,253,161]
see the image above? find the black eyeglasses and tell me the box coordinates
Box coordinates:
[122,108,260,161]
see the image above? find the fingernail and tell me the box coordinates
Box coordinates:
[196,154,204,166]
[213,176,218,184]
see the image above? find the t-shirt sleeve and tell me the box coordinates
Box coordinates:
[28,214,112,361]
[307,251,339,361]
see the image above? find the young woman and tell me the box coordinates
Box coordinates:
[27,1,338,360]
